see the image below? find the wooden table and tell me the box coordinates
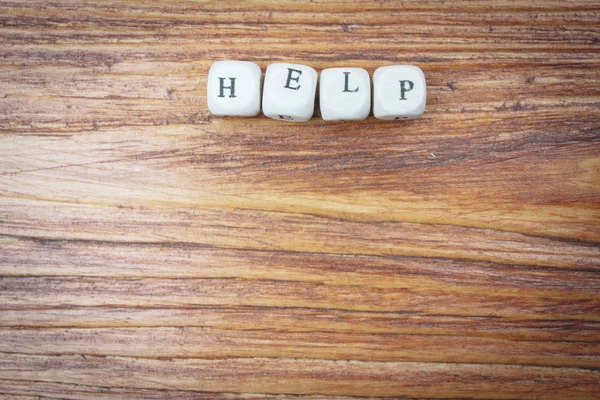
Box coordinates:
[1,1,599,398]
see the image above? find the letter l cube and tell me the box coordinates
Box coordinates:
[320,68,370,121]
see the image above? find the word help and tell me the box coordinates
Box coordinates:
[207,61,426,122]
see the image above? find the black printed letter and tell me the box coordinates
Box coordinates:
[399,80,414,100]
[343,72,359,92]
[218,77,237,98]
[284,68,303,90]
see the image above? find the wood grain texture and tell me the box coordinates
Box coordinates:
[1,0,599,398]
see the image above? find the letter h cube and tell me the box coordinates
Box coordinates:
[207,61,262,117]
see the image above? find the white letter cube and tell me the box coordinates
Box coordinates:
[320,68,370,121]
[207,61,261,117]
[373,65,426,120]
[262,63,317,122]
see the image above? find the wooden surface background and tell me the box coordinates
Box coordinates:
[1,0,600,398]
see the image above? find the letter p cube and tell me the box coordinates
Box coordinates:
[373,65,426,120]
